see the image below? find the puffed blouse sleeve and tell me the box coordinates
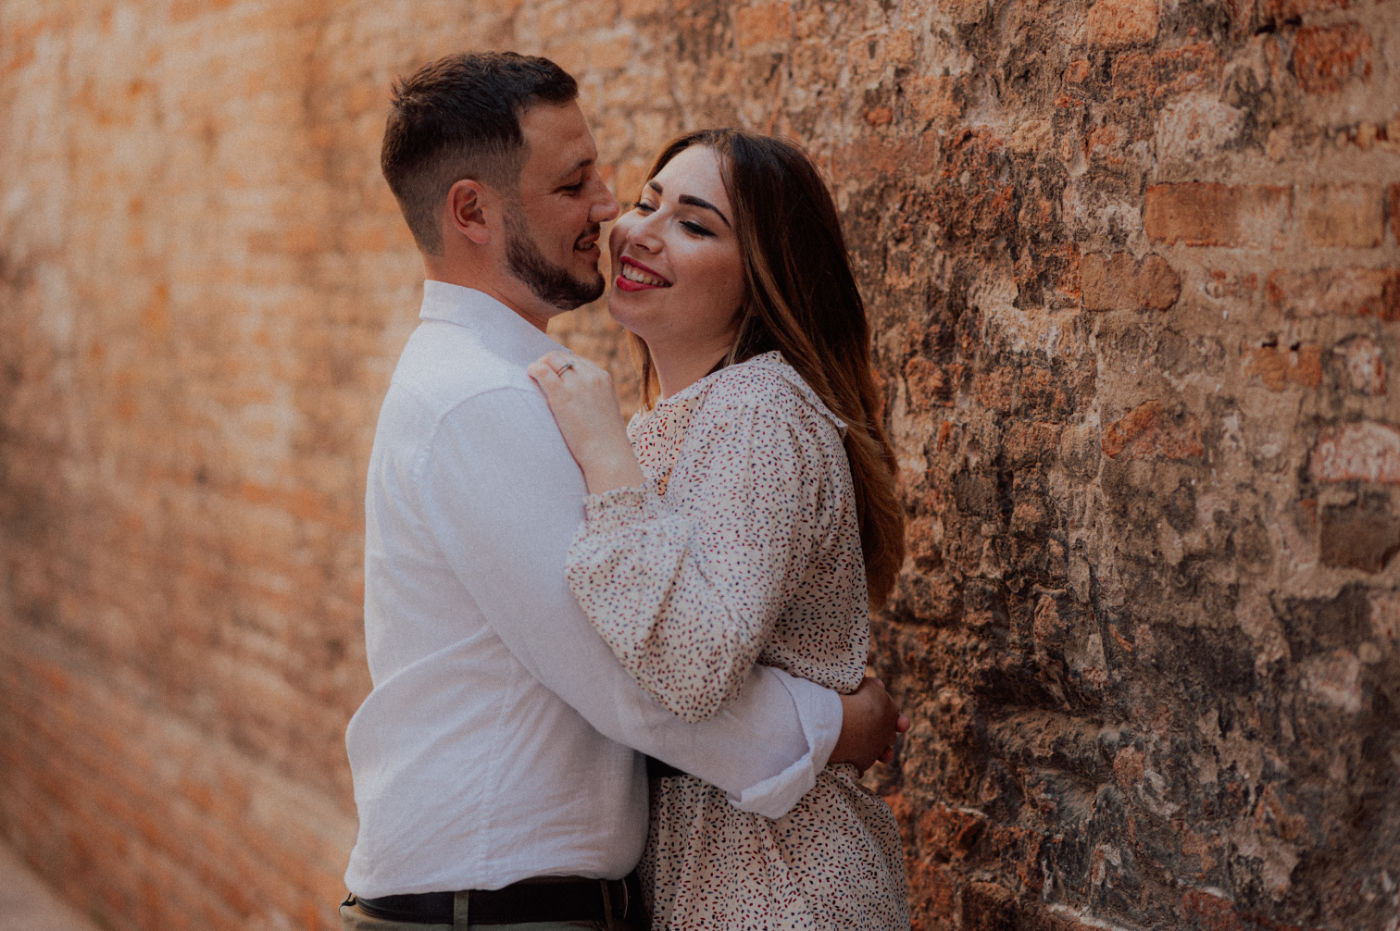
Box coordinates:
[565,383,835,723]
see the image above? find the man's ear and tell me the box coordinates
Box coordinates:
[447,178,493,245]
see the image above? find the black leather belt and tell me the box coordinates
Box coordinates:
[349,873,641,925]
[646,755,684,779]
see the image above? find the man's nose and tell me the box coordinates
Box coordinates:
[590,176,620,224]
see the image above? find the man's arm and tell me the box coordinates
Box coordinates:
[423,389,883,816]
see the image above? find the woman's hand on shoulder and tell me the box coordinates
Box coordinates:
[528,352,645,494]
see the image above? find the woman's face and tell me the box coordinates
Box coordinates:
[607,145,746,360]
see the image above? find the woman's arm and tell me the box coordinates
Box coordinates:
[533,353,838,723]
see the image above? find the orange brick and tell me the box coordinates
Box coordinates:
[1087,0,1160,49]
[1300,184,1385,248]
[1334,336,1387,395]
[1082,252,1181,311]
[1294,23,1374,94]
[1246,343,1323,389]
[1102,400,1205,460]
[1267,267,1400,320]
[1145,183,1291,248]
[1205,269,1260,301]
[1310,422,1400,483]
[1112,41,1221,101]
[1310,417,1400,481]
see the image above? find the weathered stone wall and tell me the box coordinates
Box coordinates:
[1,1,1396,929]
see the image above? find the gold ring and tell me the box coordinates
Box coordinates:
[555,361,575,375]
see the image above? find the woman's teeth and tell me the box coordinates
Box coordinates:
[621,265,668,287]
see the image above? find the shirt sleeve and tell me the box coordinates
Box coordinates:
[418,386,841,818]
[565,388,831,722]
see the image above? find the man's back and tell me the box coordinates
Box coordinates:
[345,282,647,897]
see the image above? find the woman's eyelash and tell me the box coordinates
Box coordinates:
[622,201,711,235]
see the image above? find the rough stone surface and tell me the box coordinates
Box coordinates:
[1,2,1398,930]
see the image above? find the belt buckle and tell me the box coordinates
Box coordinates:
[601,876,630,921]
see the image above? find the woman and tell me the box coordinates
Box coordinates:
[529,129,908,929]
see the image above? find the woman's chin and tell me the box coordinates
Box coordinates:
[604,301,647,335]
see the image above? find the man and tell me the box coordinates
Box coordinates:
[341,52,904,930]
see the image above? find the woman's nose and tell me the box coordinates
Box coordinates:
[627,212,662,252]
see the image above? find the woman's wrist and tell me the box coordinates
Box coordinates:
[582,450,645,495]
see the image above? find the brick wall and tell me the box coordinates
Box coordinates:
[1,2,1396,929]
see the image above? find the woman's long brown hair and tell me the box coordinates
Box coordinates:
[631,129,905,607]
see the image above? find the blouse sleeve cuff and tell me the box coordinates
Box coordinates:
[580,484,653,533]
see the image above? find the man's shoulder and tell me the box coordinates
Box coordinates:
[388,320,538,413]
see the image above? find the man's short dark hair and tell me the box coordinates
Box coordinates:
[381,51,578,254]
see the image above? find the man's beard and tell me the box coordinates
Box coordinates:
[504,208,604,310]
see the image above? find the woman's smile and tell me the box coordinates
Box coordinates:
[615,256,671,291]
[607,145,746,386]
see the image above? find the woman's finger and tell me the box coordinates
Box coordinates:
[526,358,560,389]
[543,352,579,376]
[530,353,585,389]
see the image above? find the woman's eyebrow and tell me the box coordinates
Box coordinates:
[648,180,732,228]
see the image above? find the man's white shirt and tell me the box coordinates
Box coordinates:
[343,281,841,897]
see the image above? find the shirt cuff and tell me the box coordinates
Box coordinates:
[724,677,842,818]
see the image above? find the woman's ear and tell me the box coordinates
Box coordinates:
[447,179,493,245]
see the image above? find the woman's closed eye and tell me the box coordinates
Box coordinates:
[680,219,715,237]
[629,198,715,237]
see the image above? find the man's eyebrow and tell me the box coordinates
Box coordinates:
[554,157,594,185]
[648,180,731,228]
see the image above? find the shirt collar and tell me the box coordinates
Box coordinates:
[419,280,565,365]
